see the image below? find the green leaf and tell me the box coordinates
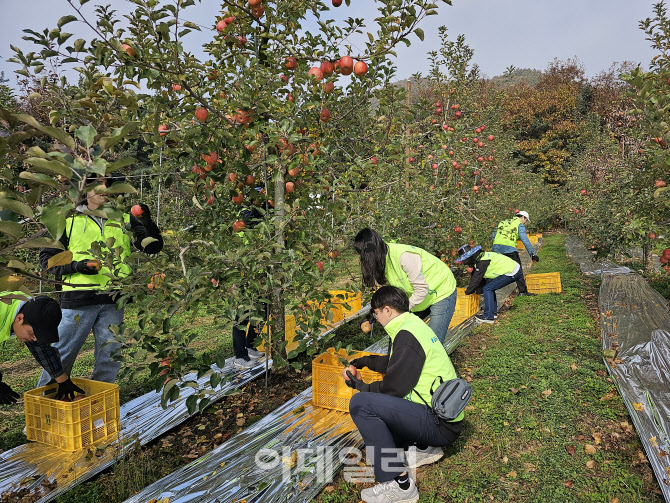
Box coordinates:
[185,394,198,414]
[47,250,73,269]
[19,171,60,189]
[15,114,75,151]
[105,182,138,195]
[88,157,108,176]
[161,379,179,408]
[98,122,139,151]
[141,237,158,248]
[182,21,200,31]
[73,38,86,52]
[198,397,211,412]
[58,15,78,29]
[24,157,71,179]
[414,28,424,41]
[0,221,24,239]
[75,124,97,148]
[17,236,64,250]
[108,157,136,171]
[41,200,74,241]
[0,197,33,218]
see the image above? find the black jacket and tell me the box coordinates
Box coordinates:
[464,258,492,295]
[351,331,462,439]
[40,209,163,308]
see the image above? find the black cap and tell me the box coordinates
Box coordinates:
[19,296,62,345]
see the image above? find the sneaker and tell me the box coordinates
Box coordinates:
[233,357,255,369]
[360,478,419,503]
[517,292,537,297]
[405,445,444,469]
[474,314,495,324]
[246,348,265,360]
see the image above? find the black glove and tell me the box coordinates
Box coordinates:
[74,260,100,275]
[0,372,20,405]
[54,378,85,401]
[349,358,362,368]
[531,255,539,263]
[345,370,365,391]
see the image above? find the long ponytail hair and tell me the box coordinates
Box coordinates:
[354,228,388,288]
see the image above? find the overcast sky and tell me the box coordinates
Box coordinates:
[0,0,659,89]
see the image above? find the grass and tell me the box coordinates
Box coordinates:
[316,234,663,503]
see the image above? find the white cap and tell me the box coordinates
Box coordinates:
[516,211,530,222]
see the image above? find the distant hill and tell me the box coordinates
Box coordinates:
[490,68,542,88]
[390,69,543,97]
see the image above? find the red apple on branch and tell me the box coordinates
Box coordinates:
[339,56,354,75]
[195,107,209,121]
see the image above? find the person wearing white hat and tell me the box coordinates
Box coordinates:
[490,211,538,297]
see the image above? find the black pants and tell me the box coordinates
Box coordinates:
[502,251,528,294]
[349,392,461,482]
[232,313,260,359]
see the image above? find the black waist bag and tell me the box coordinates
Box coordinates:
[430,377,472,421]
[415,376,472,422]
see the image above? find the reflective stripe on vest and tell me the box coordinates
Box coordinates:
[385,312,464,422]
[492,218,520,248]
[61,213,132,291]
[384,243,456,312]
[481,251,518,279]
[0,292,29,343]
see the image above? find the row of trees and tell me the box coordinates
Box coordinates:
[1,0,667,411]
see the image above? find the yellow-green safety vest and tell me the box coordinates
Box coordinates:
[480,251,519,279]
[385,311,464,422]
[61,213,132,291]
[384,243,456,312]
[492,218,521,248]
[0,291,29,343]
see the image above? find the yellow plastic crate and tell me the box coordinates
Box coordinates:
[516,236,538,249]
[24,378,120,451]
[259,314,298,353]
[453,288,479,320]
[312,348,384,412]
[526,272,562,294]
[329,291,362,318]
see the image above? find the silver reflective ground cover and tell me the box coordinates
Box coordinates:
[567,236,670,501]
[122,251,537,503]
[565,235,632,276]
[600,273,670,500]
[0,310,366,503]
[0,361,270,502]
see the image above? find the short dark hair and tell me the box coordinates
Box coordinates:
[371,286,409,313]
[18,296,62,345]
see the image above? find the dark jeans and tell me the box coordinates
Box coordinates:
[349,392,461,482]
[232,313,260,359]
[502,251,528,293]
[482,268,523,319]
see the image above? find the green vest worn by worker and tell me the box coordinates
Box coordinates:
[384,243,456,312]
[385,311,464,422]
[492,218,521,248]
[62,213,132,292]
[0,291,29,344]
[480,251,519,279]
